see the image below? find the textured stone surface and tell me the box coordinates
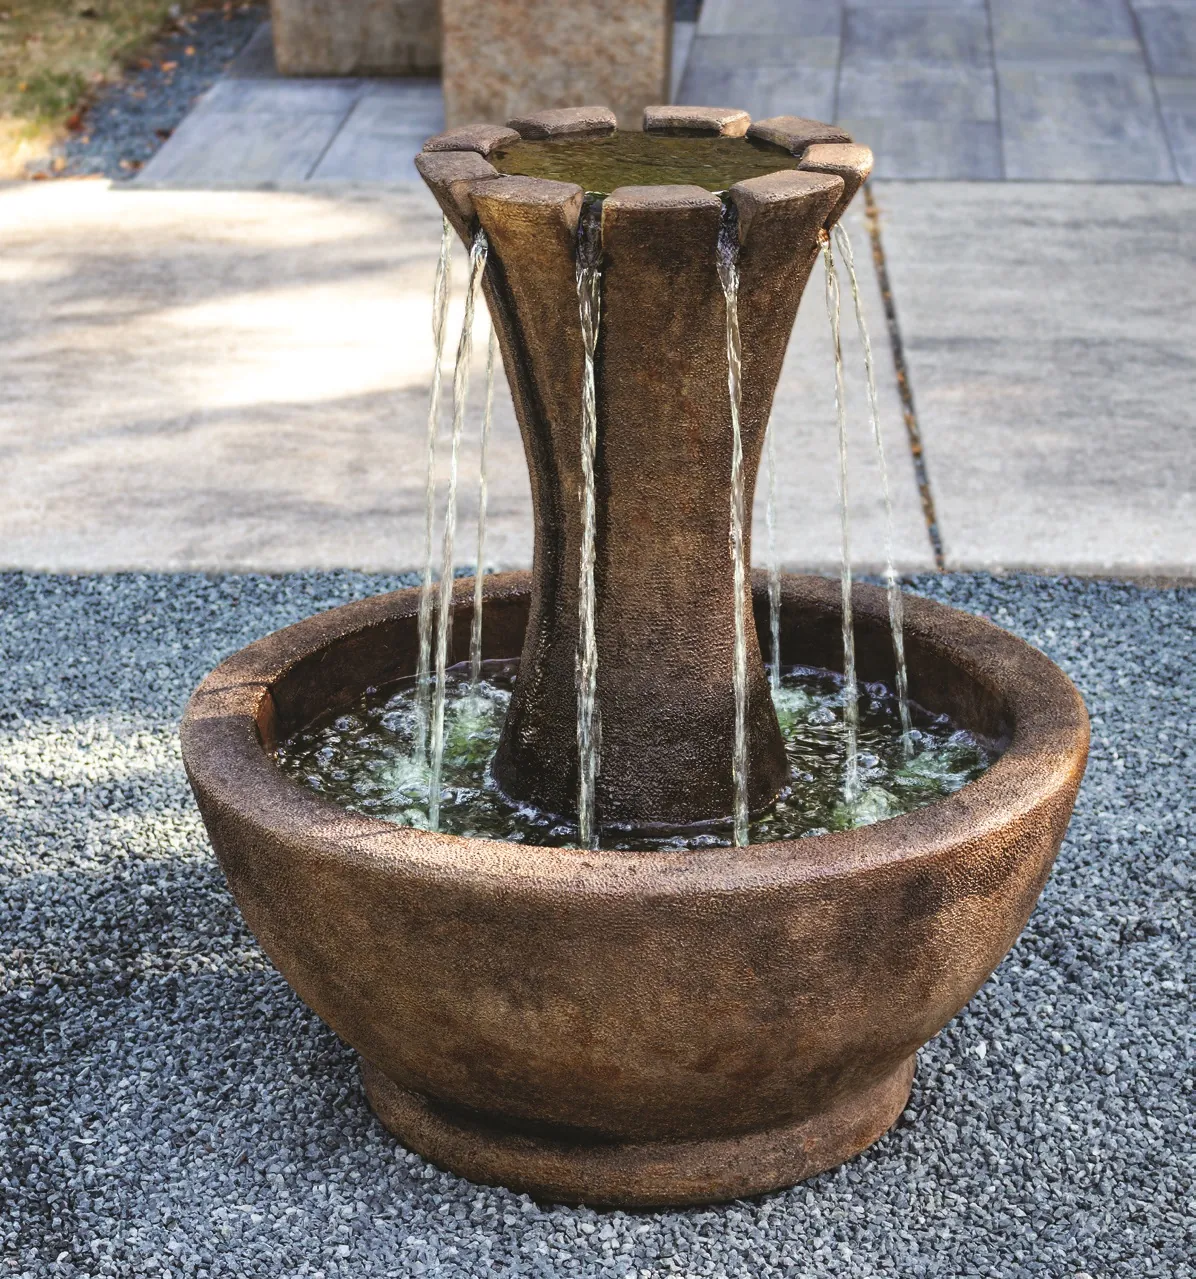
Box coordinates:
[420,123,851,824]
[441,0,672,129]
[269,0,440,76]
[180,572,1088,1207]
[643,103,751,134]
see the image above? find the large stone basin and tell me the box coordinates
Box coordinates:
[180,572,1088,1207]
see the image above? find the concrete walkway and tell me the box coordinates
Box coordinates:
[1,175,1192,577]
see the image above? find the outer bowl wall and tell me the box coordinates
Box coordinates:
[180,572,1088,1204]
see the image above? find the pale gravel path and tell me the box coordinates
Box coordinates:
[0,571,1192,1277]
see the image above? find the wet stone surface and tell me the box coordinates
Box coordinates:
[0,571,1191,1275]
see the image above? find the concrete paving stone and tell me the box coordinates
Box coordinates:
[999,64,1177,180]
[991,0,1144,61]
[1135,4,1196,75]
[193,77,365,115]
[1155,75,1196,180]
[838,63,998,120]
[310,89,444,183]
[0,182,930,574]
[678,38,839,121]
[842,7,993,65]
[225,18,279,78]
[846,0,984,8]
[838,117,1003,177]
[135,109,346,187]
[697,0,842,37]
[873,181,1196,575]
[672,20,697,99]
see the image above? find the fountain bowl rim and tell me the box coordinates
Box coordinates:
[180,571,1090,895]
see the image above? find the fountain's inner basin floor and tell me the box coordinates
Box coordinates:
[275,662,998,850]
[490,131,801,194]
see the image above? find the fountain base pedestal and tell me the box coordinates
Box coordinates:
[361,1056,915,1208]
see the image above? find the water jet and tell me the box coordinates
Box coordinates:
[181,105,1088,1207]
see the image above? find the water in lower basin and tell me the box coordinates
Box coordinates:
[276,664,996,851]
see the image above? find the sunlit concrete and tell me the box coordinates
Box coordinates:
[0,180,933,574]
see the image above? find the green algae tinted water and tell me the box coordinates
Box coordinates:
[490,131,802,194]
[275,661,997,851]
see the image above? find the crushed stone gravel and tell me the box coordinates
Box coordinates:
[0,570,1192,1276]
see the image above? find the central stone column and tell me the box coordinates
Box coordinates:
[417,108,868,829]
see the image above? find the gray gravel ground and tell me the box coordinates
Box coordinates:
[40,4,265,180]
[0,571,1192,1277]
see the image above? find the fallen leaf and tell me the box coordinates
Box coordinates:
[160,60,178,71]
[65,111,84,131]
[185,45,195,56]
[52,156,66,172]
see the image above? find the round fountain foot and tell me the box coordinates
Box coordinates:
[361,1055,915,1208]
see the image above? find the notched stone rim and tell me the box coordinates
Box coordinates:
[181,573,1090,895]
[420,106,864,220]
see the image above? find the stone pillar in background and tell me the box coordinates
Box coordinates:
[441,0,674,129]
[270,0,441,76]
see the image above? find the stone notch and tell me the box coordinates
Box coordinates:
[422,123,521,156]
[642,105,751,136]
[413,149,499,236]
[799,143,874,227]
[747,115,852,155]
[508,105,617,139]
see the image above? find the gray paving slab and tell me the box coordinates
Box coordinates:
[1135,3,1196,75]
[1155,74,1196,179]
[839,63,998,120]
[697,0,842,37]
[136,109,347,187]
[873,180,1196,576]
[999,63,1178,180]
[990,0,1144,60]
[225,18,280,79]
[0,181,932,574]
[839,117,1003,178]
[310,87,444,184]
[842,6,993,64]
[678,37,839,120]
[194,77,366,115]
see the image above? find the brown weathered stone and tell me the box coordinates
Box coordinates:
[181,572,1090,1207]
[412,150,499,235]
[422,123,521,157]
[440,0,671,129]
[269,0,439,76]
[643,105,751,136]
[799,143,875,227]
[507,105,618,140]
[747,114,853,154]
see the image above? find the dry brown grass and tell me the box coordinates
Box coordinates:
[0,0,203,174]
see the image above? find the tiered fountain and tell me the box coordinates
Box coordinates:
[181,105,1089,1207]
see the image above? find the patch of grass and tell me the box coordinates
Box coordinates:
[0,0,201,173]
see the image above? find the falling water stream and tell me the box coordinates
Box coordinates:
[414,215,454,759]
[834,222,913,754]
[823,234,860,802]
[717,207,751,848]
[575,203,603,850]
[764,424,782,694]
[469,325,498,694]
[428,229,489,829]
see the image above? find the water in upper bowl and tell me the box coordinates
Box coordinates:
[275,662,997,851]
[490,131,802,194]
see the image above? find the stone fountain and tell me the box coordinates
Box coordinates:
[181,105,1089,1207]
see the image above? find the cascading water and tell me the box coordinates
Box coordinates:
[717,205,751,848]
[469,324,498,694]
[833,222,913,755]
[822,234,860,802]
[764,423,782,694]
[575,202,603,850]
[428,228,489,829]
[415,215,454,760]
